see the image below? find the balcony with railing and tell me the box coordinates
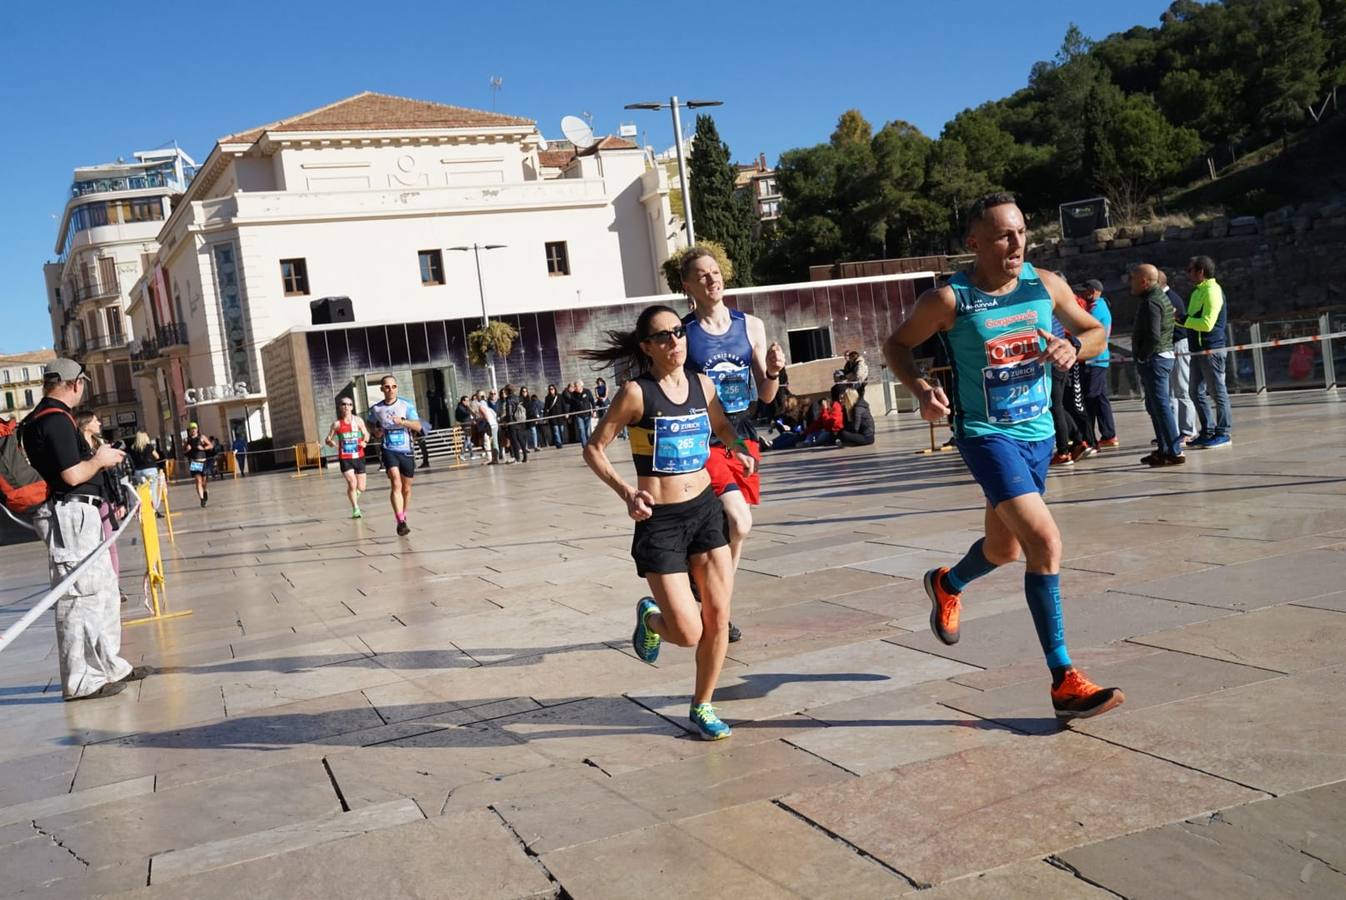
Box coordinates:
[157,322,189,351]
[86,390,138,408]
[69,277,121,305]
[70,168,194,198]
[129,323,189,368]
[83,332,130,354]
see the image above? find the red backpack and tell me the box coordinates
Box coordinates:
[1,408,74,515]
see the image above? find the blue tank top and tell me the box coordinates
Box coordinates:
[683,309,756,416]
[941,262,1054,442]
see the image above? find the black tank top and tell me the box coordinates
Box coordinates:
[628,373,713,477]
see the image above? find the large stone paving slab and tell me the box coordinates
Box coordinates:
[677,802,914,898]
[1128,604,1346,673]
[111,810,554,899]
[1059,784,1346,899]
[628,639,975,728]
[914,860,1114,899]
[1113,548,1346,610]
[784,680,1018,774]
[780,731,1262,886]
[1077,667,1346,795]
[540,823,796,899]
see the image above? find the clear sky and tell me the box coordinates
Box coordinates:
[0,0,1172,354]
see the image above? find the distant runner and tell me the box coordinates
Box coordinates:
[185,422,213,508]
[325,397,370,519]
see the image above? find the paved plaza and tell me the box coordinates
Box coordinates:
[2,393,1345,898]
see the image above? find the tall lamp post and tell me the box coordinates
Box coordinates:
[624,97,723,247]
[448,243,507,392]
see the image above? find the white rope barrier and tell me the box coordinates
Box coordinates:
[0,479,141,654]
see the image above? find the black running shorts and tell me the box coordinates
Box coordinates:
[381,449,415,478]
[631,486,729,577]
[339,458,366,475]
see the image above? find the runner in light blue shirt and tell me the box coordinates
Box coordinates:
[367,375,424,536]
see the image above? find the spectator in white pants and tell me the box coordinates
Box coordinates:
[1159,270,1199,441]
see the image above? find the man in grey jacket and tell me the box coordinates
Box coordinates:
[1129,265,1183,467]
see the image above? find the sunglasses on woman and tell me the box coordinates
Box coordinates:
[643,324,687,345]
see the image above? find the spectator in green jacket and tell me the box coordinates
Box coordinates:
[1183,256,1232,449]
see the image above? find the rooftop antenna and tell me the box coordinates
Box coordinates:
[489,75,503,110]
[561,115,596,150]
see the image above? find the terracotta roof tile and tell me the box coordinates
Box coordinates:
[221,91,534,144]
[538,149,577,168]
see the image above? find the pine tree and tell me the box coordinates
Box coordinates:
[688,114,757,286]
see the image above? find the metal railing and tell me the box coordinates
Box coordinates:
[1103,312,1343,400]
[129,323,189,366]
[69,277,120,304]
[83,333,129,353]
[157,322,189,348]
[87,390,138,407]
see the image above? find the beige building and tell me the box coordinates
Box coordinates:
[0,351,56,420]
[43,148,198,439]
[735,154,781,221]
[126,91,680,444]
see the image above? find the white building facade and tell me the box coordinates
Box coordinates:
[127,92,679,444]
[43,149,197,438]
[0,351,56,421]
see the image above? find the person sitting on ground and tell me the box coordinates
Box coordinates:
[772,392,844,449]
[838,387,875,446]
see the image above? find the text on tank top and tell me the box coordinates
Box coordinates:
[683,308,755,415]
[334,418,363,459]
[940,261,1055,442]
[628,374,712,477]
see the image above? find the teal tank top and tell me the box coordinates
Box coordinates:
[941,261,1054,442]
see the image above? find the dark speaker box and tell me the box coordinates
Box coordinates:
[310,296,354,325]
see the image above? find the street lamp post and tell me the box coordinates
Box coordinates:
[448,243,507,392]
[624,96,723,248]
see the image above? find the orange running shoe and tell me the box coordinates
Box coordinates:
[1051,668,1125,720]
[923,567,961,645]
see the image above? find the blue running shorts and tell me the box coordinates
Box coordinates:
[955,434,1053,507]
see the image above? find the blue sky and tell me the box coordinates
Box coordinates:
[0,0,1171,353]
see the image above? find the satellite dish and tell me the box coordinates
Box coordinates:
[537,138,549,151]
[561,115,596,149]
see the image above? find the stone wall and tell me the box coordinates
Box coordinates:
[1030,196,1346,324]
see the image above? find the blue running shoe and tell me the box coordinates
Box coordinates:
[689,703,732,740]
[1201,435,1231,449]
[632,597,661,663]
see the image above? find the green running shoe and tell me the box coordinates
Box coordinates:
[351,507,363,519]
[689,703,731,741]
[632,597,661,663]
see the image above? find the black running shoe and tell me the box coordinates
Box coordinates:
[396,520,410,536]
[728,622,742,642]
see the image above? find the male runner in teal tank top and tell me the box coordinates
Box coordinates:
[883,192,1125,721]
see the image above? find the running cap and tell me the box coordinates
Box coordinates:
[1082,279,1104,294]
[188,421,199,429]
[43,358,89,382]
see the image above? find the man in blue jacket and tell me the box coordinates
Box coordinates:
[1078,279,1118,448]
